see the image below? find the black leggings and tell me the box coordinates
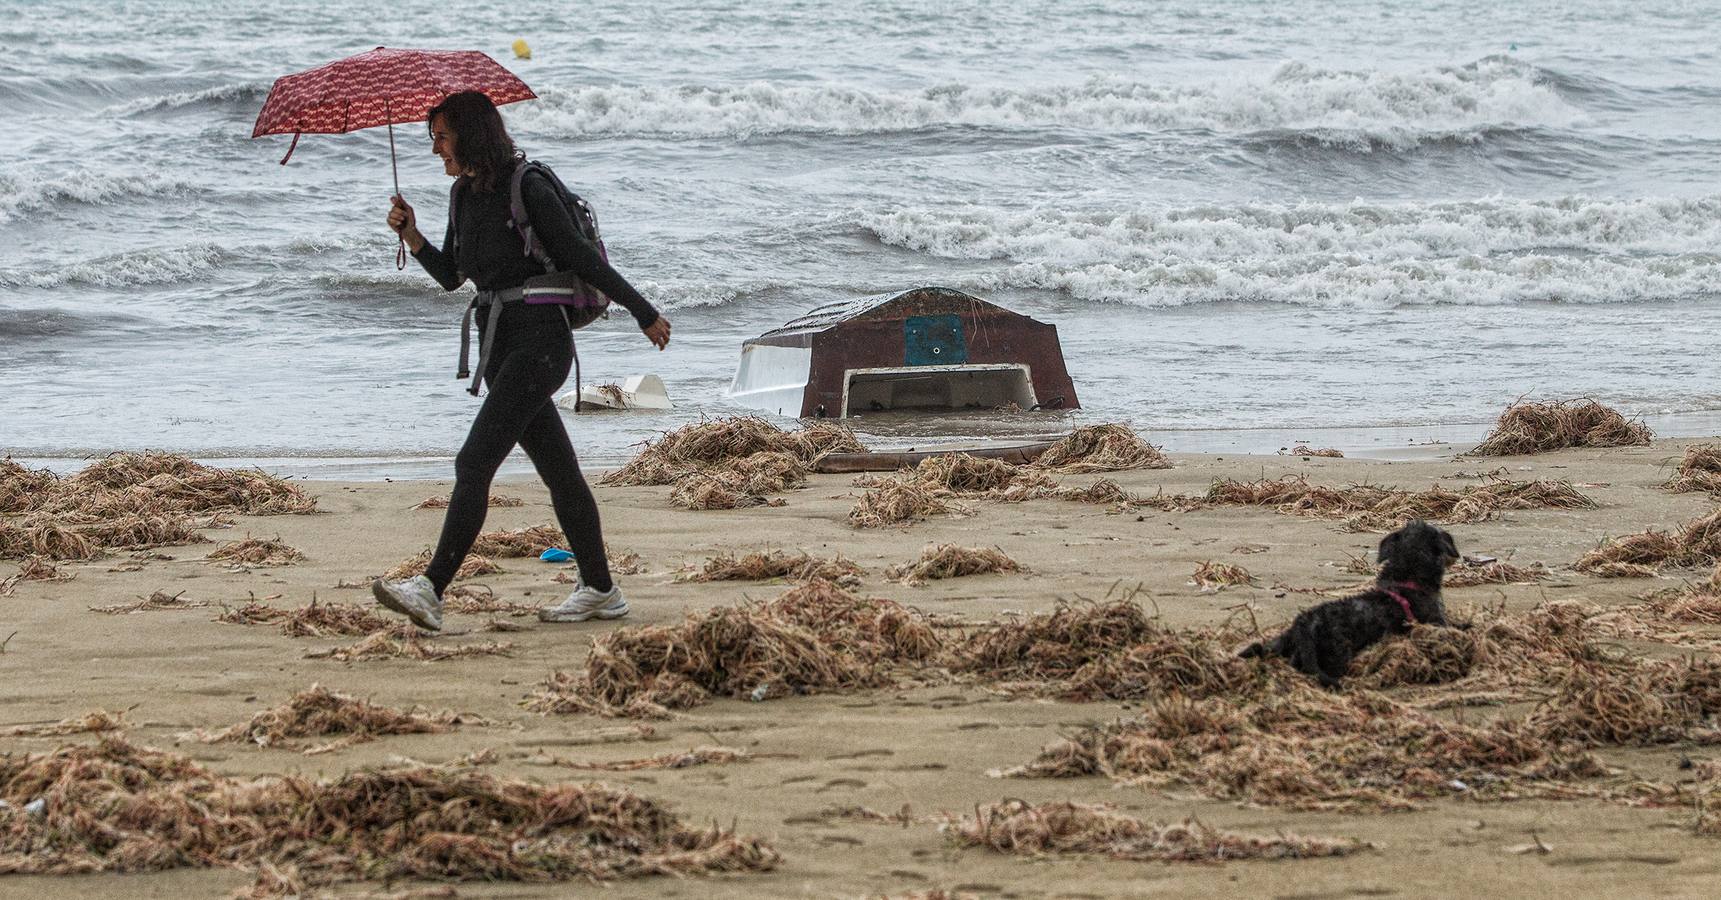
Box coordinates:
[424,303,612,595]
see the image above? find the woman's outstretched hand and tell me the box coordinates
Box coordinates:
[387,195,426,252]
[643,316,671,350]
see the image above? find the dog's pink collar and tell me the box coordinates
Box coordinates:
[1382,581,1419,623]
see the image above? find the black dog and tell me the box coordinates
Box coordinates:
[1241,520,1461,687]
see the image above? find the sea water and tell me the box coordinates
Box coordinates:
[3,0,1719,472]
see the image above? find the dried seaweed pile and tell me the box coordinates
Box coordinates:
[1287,445,1344,458]
[206,537,305,567]
[1191,561,1253,590]
[306,631,513,662]
[194,685,462,750]
[414,493,523,509]
[1009,599,1721,812]
[848,453,1131,528]
[1666,444,1721,495]
[602,417,862,488]
[528,580,940,718]
[951,800,1361,861]
[217,598,398,638]
[0,453,315,561]
[384,549,502,581]
[0,737,777,886]
[1471,398,1653,456]
[886,544,1024,586]
[7,710,128,737]
[1032,424,1172,473]
[1640,568,1721,624]
[666,452,804,510]
[1444,559,1553,588]
[944,600,1252,702]
[1009,687,1604,811]
[678,549,863,585]
[1575,508,1721,577]
[1204,475,1595,531]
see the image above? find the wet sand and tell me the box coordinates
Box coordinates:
[3,439,1719,898]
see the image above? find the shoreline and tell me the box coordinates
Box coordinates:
[12,407,1721,481]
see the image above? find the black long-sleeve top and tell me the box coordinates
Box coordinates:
[410,164,660,330]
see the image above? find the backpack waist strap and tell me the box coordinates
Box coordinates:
[459,287,526,396]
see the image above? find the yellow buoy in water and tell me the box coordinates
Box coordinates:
[512,39,531,60]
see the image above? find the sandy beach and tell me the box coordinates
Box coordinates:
[3,433,1720,898]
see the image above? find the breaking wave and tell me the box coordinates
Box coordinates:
[105,81,269,117]
[516,58,1584,148]
[0,243,236,289]
[848,195,1721,307]
[0,170,200,222]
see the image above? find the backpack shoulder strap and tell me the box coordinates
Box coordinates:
[509,161,555,270]
[446,175,468,255]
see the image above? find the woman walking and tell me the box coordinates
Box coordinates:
[372,90,669,630]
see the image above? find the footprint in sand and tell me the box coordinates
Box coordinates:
[816,777,867,792]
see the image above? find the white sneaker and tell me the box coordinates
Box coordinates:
[372,575,443,631]
[539,583,628,622]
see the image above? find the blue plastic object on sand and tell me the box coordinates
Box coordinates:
[539,548,574,562]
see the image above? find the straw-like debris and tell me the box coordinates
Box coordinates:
[307,631,513,662]
[1472,399,1652,456]
[1444,559,1553,588]
[951,800,1362,862]
[678,549,863,585]
[1033,424,1172,473]
[886,544,1024,586]
[1287,445,1344,458]
[848,476,973,528]
[1349,625,1488,688]
[1006,687,1607,811]
[0,459,57,515]
[529,580,939,717]
[1204,475,1596,531]
[1191,561,1253,591]
[384,549,503,581]
[216,598,398,638]
[194,685,462,750]
[7,710,127,737]
[14,555,73,582]
[206,536,305,567]
[0,736,778,885]
[1,455,314,562]
[1666,444,1721,495]
[470,524,564,558]
[1575,508,1721,576]
[667,454,804,510]
[442,586,543,617]
[603,417,863,486]
[414,493,524,509]
[549,746,749,771]
[90,590,211,615]
[947,599,1251,701]
[1640,570,1721,624]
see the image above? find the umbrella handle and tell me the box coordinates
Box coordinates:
[386,101,405,269]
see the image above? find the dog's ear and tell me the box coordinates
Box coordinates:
[1439,530,1459,563]
[1377,530,1401,565]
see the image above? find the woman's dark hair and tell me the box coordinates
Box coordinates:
[427,91,523,192]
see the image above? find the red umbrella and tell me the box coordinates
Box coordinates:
[254,47,535,265]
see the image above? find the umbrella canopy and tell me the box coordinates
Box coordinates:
[253,47,535,267]
[253,46,536,165]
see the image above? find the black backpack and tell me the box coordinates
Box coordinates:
[447,160,611,329]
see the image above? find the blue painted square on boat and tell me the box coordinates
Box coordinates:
[904,315,967,366]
